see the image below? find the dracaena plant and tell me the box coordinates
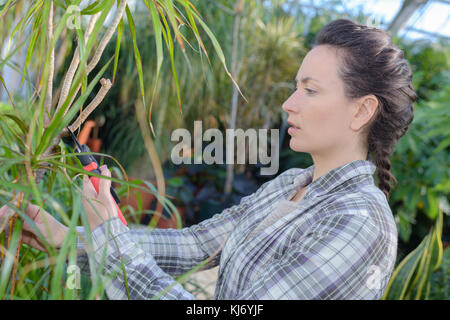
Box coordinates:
[0,0,236,299]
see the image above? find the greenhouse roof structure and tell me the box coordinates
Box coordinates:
[286,0,450,41]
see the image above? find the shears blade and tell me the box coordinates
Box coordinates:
[66,126,83,151]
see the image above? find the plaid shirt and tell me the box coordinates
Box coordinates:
[75,159,398,300]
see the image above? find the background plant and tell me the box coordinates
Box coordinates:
[80,0,450,298]
[1,0,448,300]
[0,0,236,299]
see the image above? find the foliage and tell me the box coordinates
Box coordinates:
[91,3,450,299]
[389,77,450,247]
[428,246,450,300]
[94,0,306,170]
[382,208,444,300]
[0,0,233,300]
[0,0,448,300]
[379,44,449,300]
[400,39,450,102]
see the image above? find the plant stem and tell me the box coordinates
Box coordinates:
[135,99,165,228]
[36,2,129,184]
[44,0,54,128]
[9,232,22,299]
[224,0,244,195]
[63,1,128,117]
[67,78,112,133]
[4,192,24,299]
[55,12,101,117]
[87,1,128,75]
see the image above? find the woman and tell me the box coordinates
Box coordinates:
[0,19,416,299]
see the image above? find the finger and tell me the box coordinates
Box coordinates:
[25,203,43,223]
[99,165,112,197]
[22,217,40,233]
[22,230,48,252]
[83,174,98,199]
[22,206,45,239]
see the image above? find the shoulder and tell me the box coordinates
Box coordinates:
[359,185,398,244]
[317,187,397,244]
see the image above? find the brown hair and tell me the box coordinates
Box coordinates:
[314,19,417,201]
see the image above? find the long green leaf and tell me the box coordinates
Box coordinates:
[158,5,182,113]
[125,5,146,111]
[112,17,123,84]
[144,0,164,126]
[382,237,427,299]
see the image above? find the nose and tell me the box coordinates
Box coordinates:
[282,90,299,114]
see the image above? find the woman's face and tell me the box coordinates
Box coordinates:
[282,45,364,156]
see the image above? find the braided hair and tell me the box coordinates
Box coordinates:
[314,19,417,201]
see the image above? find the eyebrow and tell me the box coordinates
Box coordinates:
[295,76,319,84]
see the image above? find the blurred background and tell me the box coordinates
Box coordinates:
[0,0,449,299]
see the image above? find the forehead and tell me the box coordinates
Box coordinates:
[296,45,342,87]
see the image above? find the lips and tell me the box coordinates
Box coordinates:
[288,120,300,129]
[287,120,301,136]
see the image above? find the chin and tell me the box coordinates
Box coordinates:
[289,139,307,153]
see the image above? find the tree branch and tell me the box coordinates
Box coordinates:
[34,77,112,185]
[87,0,127,75]
[64,0,128,116]
[37,2,129,184]
[54,12,101,118]
[43,0,54,128]
[67,78,112,134]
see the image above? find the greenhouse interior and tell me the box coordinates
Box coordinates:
[0,0,448,302]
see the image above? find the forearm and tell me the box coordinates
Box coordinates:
[90,217,197,300]
[75,170,277,279]
[75,223,219,277]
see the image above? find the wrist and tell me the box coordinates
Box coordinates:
[90,217,129,257]
[89,216,114,233]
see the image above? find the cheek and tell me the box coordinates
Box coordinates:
[304,98,349,142]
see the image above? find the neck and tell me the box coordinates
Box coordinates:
[310,145,368,183]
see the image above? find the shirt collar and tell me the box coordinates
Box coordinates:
[292,159,376,200]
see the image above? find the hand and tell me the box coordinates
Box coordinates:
[82,165,118,230]
[0,202,68,252]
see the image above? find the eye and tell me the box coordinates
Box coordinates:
[304,87,316,95]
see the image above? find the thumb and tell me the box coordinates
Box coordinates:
[99,165,112,197]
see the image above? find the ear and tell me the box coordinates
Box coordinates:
[350,94,378,131]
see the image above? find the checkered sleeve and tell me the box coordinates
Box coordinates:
[88,217,197,299]
[74,207,238,279]
[75,177,275,299]
[236,212,387,299]
[74,183,262,277]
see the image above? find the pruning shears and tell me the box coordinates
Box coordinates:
[67,126,127,226]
